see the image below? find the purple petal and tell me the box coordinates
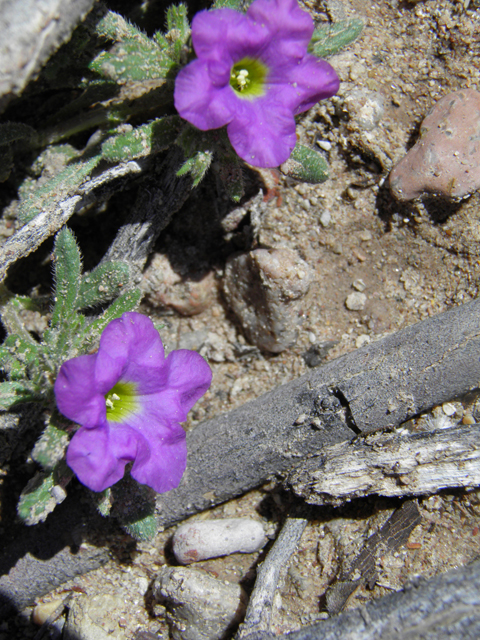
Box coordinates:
[130,421,187,493]
[288,56,340,113]
[174,60,234,130]
[247,0,313,57]
[192,8,269,63]
[227,99,297,167]
[139,350,213,423]
[54,354,106,428]
[66,423,137,492]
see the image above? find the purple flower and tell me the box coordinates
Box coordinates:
[174,0,339,168]
[54,312,212,493]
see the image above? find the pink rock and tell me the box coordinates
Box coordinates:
[389,89,480,200]
[173,518,266,565]
[142,252,216,316]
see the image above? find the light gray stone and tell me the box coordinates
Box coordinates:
[222,248,314,353]
[173,518,266,564]
[153,567,247,640]
[342,88,385,131]
[345,292,367,311]
[64,594,126,640]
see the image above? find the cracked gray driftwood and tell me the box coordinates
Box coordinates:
[288,423,480,505]
[155,297,480,529]
[0,0,96,112]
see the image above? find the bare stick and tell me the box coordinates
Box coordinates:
[288,424,480,506]
[155,298,480,529]
[0,160,143,283]
[237,516,308,640]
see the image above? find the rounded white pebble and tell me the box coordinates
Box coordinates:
[442,402,457,416]
[173,518,266,564]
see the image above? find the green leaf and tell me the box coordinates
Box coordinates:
[31,421,69,471]
[77,288,142,350]
[281,144,330,184]
[77,261,130,309]
[0,122,37,147]
[17,155,101,225]
[50,228,82,331]
[122,513,158,541]
[17,467,71,525]
[101,117,182,163]
[0,381,36,410]
[93,489,114,517]
[177,150,213,187]
[2,335,40,375]
[90,39,172,82]
[212,0,252,9]
[95,11,148,42]
[308,19,364,58]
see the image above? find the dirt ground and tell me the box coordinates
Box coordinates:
[1,0,480,638]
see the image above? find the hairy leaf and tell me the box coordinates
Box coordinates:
[281,144,330,184]
[309,19,364,58]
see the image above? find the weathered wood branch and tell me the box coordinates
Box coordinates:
[288,424,480,506]
[155,298,480,529]
[237,516,308,640]
[273,557,480,640]
[0,0,95,112]
[0,160,144,283]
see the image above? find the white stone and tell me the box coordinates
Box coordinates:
[345,292,367,311]
[356,334,371,348]
[173,518,266,565]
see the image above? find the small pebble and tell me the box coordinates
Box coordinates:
[355,334,371,348]
[173,518,266,565]
[352,279,366,292]
[359,230,373,242]
[319,210,332,227]
[442,402,457,417]
[33,599,63,625]
[345,292,367,311]
[317,140,332,151]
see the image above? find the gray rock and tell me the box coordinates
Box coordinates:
[173,518,266,564]
[345,292,367,311]
[390,89,480,200]
[342,88,385,131]
[222,248,314,353]
[64,594,127,640]
[153,567,247,640]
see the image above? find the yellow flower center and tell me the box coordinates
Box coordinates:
[230,57,268,99]
[105,381,138,422]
